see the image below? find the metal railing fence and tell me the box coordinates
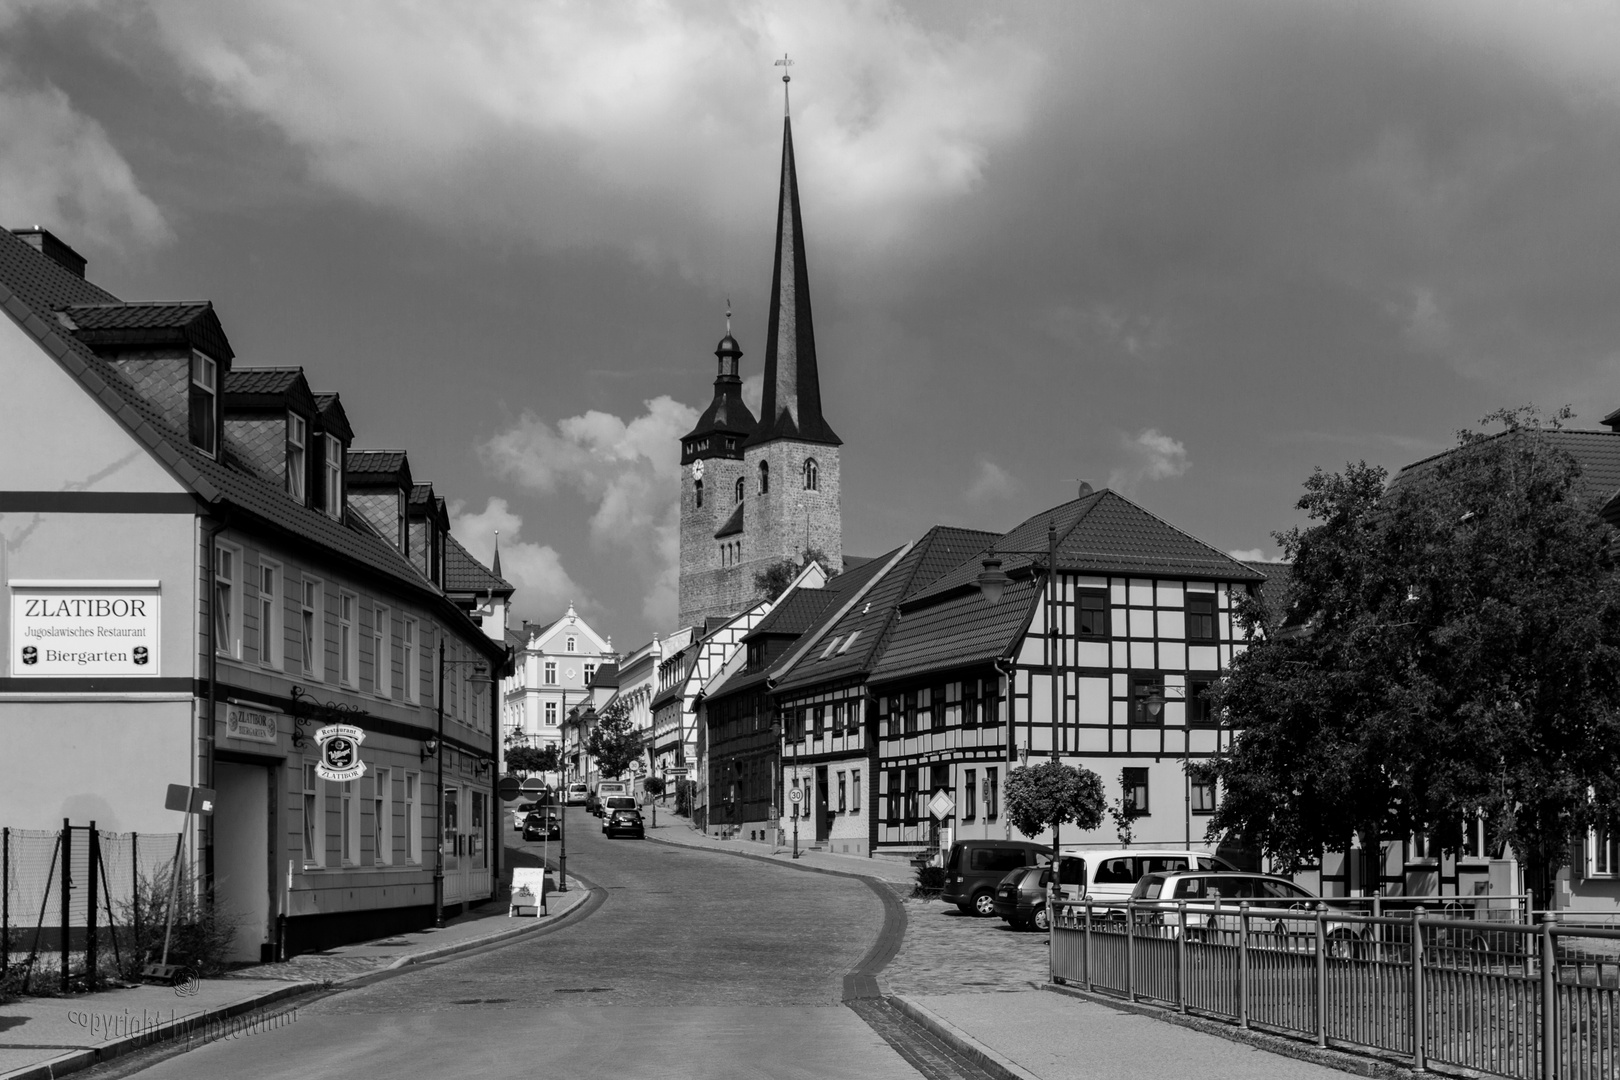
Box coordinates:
[1050,899,1620,1080]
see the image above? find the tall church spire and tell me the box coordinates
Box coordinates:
[744,94,840,449]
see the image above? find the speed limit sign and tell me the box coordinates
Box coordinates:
[789,788,802,803]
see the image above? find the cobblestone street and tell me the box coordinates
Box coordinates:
[883,895,1051,997]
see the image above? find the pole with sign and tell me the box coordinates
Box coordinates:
[142,784,213,984]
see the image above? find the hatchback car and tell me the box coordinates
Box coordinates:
[604,808,645,839]
[600,795,637,823]
[521,810,561,842]
[992,865,1055,931]
[1128,871,1326,940]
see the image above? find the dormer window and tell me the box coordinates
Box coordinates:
[286,413,307,502]
[759,461,769,495]
[323,433,343,518]
[189,353,217,457]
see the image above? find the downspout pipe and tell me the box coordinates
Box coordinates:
[203,512,230,903]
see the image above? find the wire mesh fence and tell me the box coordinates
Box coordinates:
[2,824,187,996]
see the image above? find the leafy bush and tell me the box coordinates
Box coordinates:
[913,865,946,898]
[674,779,698,816]
[114,865,242,979]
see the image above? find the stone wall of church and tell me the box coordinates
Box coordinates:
[678,454,749,628]
[740,440,841,578]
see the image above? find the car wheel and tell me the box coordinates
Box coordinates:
[972,890,997,917]
[1032,905,1050,933]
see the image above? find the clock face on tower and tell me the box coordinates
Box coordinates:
[691,460,704,481]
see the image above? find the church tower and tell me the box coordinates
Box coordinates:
[677,70,843,629]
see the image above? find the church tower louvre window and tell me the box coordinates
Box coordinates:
[676,66,843,630]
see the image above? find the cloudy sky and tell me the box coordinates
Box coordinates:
[6,1,1620,647]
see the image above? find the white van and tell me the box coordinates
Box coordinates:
[565,783,589,806]
[1049,848,1236,908]
[596,780,630,800]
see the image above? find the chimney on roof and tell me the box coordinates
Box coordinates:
[11,227,87,278]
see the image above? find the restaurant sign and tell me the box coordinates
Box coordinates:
[224,704,280,745]
[314,723,367,782]
[9,582,161,677]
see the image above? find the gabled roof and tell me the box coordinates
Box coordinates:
[1394,428,1620,527]
[773,526,998,693]
[908,489,1263,608]
[0,228,500,658]
[313,392,354,442]
[743,585,839,641]
[714,500,745,538]
[521,604,611,654]
[443,532,513,596]
[349,449,410,479]
[61,300,235,362]
[590,662,620,688]
[225,366,318,417]
[1243,560,1293,617]
[869,576,1040,686]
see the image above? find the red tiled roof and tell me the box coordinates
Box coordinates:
[870,576,1040,686]
[443,532,512,595]
[1395,429,1620,525]
[349,449,410,476]
[62,301,235,362]
[225,367,303,395]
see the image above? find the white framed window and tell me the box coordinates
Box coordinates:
[373,604,391,696]
[545,701,558,726]
[258,559,282,669]
[341,780,359,865]
[190,352,217,457]
[302,762,324,869]
[404,771,421,863]
[300,577,324,679]
[323,433,343,518]
[373,768,392,866]
[403,617,419,703]
[851,768,861,813]
[566,636,577,653]
[544,660,558,685]
[338,591,358,687]
[1591,828,1619,878]
[214,542,240,658]
[584,662,596,686]
[286,412,307,502]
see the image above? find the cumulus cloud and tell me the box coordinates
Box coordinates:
[1227,548,1280,563]
[82,1,1039,276]
[482,396,698,628]
[449,497,588,622]
[1107,428,1190,494]
[0,71,170,251]
[964,458,1017,503]
[1044,304,1168,360]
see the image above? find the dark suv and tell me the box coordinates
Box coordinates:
[605,808,645,839]
[992,865,1054,931]
[941,840,1050,916]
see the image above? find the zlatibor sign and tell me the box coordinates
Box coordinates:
[10,583,161,677]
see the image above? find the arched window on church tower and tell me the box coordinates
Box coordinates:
[759,460,770,495]
[695,479,703,508]
[735,477,745,504]
[803,458,818,491]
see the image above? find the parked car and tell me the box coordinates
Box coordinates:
[993,864,1055,931]
[521,810,561,842]
[565,783,589,806]
[585,791,603,816]
[1049,849,1238,910]
[1129,871,1335,945]
[599,796,637,828]
[604,808,645,839]
[941,840,1050,916]
[596,780,630,801]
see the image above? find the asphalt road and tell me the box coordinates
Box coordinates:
[120,808,923,1080]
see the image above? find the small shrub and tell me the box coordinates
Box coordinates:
[114,866,242,979]
[913,865,946,898]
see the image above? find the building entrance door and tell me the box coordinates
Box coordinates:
[815,766,830,843]
[213,762,272,963]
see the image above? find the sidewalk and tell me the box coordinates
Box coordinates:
[642,811,916,886]
[893,990,1368,1080]
[0,863,587,1080]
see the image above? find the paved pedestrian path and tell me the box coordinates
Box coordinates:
[644,811,918,885]
[896,990,1359,1080]
[0,866,585,1080]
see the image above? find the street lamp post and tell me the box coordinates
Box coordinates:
[434,641,492,928]
[976,520,1062,862]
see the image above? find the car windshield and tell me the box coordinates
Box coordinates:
[1131,875,1167,900]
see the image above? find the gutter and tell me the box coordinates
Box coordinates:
[202,511,230,900]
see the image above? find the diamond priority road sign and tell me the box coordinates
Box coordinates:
[928,790,956,820]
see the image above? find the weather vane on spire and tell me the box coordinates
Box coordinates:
[775,53,793,115]
[725,297,732,333]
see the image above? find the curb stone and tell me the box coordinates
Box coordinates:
[890,995,1044,1080]
[1041,981,1420,1080]
[373,878,590,976]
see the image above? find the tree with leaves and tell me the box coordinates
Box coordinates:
[1004,761,1107,864]
[585,700,642,780]
[753,548,830,602]
[1202,408,1620,909]
[505,744,560,776]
